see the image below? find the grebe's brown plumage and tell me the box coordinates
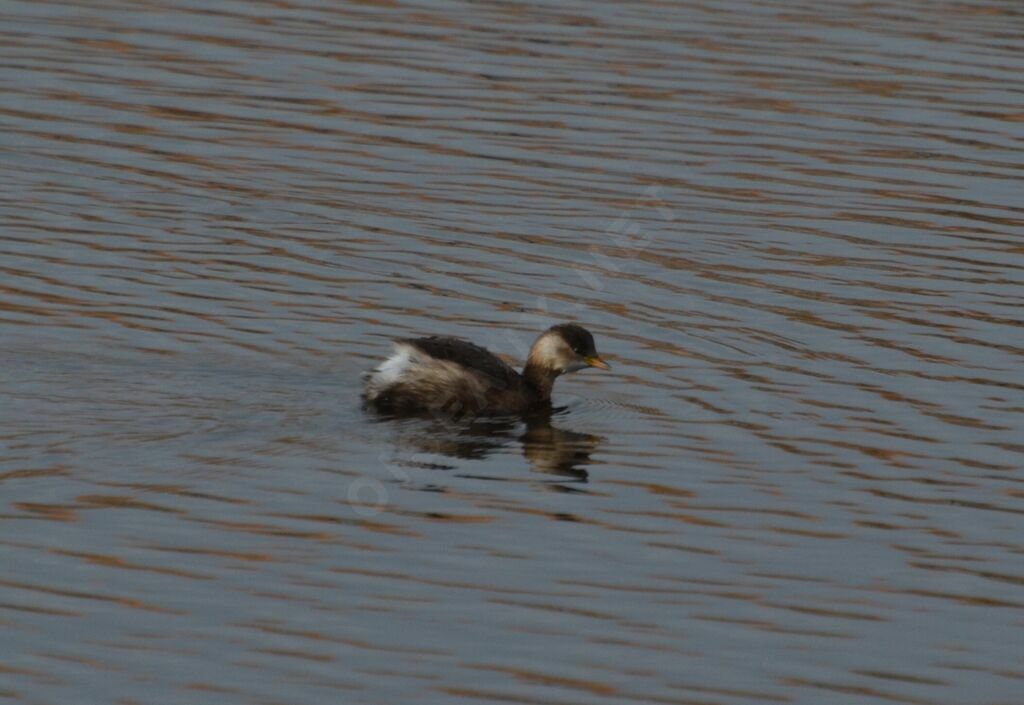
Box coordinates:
[362,323,610,416]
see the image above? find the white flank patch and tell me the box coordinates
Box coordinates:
[370,344,415,387]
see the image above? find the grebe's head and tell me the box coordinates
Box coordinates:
[527,323,610,375]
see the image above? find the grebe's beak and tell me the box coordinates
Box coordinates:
[584,355,611,370]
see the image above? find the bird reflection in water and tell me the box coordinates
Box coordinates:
[371,409,602,483]
[519,412,600,482]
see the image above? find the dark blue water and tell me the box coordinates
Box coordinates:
[2,1,1023,703]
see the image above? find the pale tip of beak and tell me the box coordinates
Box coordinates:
[585,356,611,371]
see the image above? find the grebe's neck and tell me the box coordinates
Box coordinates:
[522,361,558,402]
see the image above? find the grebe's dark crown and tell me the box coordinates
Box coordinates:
[546,323,598,357]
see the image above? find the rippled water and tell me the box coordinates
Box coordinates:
[2,1,1023,703]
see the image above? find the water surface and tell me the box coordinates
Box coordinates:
[2,1,1023,703]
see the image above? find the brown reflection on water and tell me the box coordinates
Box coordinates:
[374,411,602,484]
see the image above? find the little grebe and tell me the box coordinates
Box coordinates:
[362,323,610,416]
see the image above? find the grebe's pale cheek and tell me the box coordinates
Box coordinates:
[562,359,588,374]
[531,333,561,360]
